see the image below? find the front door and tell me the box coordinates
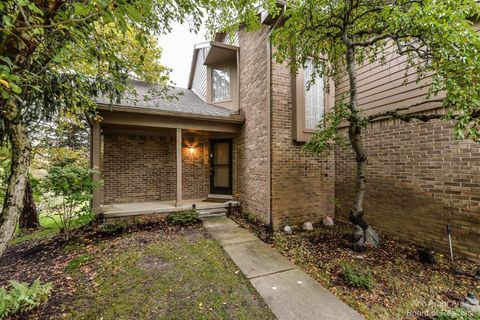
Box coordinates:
[210,139,233,195]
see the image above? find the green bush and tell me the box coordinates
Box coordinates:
[42,165,99,238]
[167,209,199,226]
[343,265,374,291]
[435,308,479,320]
[243,212,257,224]
[0,279,52,319]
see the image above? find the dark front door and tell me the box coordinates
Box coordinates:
[210,139,233,195]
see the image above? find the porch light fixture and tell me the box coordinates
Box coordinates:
[188,144,195,154]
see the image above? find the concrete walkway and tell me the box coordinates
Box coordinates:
[203,217,364,320]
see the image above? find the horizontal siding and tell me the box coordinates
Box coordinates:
[192,48,207,99]
[223,31,240,46]
[336,43,442,116]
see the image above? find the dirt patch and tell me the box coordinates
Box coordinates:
[137,255,170,271]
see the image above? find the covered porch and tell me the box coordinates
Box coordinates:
[101,198,240,219]
[90,84,244,218]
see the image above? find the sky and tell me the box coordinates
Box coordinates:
[157,22,208,88]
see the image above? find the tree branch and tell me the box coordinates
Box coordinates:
[367,99,445,122]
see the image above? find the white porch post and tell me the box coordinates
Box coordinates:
[91,121,103,214]
[176,128,183,207]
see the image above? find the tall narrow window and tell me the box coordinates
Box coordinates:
[304,59,325,129]
[212,67,231,102]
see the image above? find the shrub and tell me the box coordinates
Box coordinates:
[243,212,257,224]
[42,165,100,238]
[0,279,52,318]
[167,209,199,226]
[343,265,375,291]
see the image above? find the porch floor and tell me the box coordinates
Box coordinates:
[101,199,239,218]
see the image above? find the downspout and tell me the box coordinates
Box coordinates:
[267,6,286,232]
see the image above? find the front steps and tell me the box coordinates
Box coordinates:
[197,200,240,219]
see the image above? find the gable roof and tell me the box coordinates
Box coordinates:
[96,81,240,120]
[187,41,239,90]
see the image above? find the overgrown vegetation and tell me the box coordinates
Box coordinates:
[0,279,52,319]
[342,264,374,291]
[167,209,199,226]
[42,166,98,239]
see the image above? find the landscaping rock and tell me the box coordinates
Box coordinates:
[461,293,480,313]
[323,216,334,226]
[364,226,380,247]
[466,293,479,306]
[475,268,480,281]
[352,225,380,252]
[302,222,314,231]
[284,226,293,235]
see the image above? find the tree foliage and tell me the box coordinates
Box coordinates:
[0,0,212,256]
[42,165,99,238]
[210,0,480,251]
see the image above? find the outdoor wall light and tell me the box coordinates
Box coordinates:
[188,145,195,154]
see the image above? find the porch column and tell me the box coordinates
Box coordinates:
[91,121,103,214]
[176,128,183,207]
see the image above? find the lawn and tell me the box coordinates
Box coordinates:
[1,217,275,319]
[230,212,480,320]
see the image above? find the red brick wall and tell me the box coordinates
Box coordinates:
[103,133,176,204]
[270,58,336,229]
[335,116,480,261]
[236,26,270,223]
[102,132,210,204]
[182,137,210,200]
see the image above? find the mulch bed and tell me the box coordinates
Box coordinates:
[0,216,200,320]
[228,210,480,319]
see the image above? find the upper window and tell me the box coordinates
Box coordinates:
[303,59,325,129]
[212,67,231,102]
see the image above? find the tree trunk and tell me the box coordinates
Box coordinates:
[345,45,380,251]
[19,179,39,230]
[0,100,31,256]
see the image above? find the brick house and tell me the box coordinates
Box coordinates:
[91,13,480,260]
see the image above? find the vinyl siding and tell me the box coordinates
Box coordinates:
[335,43,443,117]
[191,48,208,99]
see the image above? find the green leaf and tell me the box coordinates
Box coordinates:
[73,3,90,16]
[124,5,142,23]
[10,83,22,95]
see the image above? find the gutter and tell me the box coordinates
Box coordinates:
[95,103,246,124]
[267,5,286,231]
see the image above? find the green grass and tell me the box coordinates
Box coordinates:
[11,213,89,245]
[69,232,275,320]
[65,253,94,272]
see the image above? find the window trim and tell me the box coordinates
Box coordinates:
[212,65,233,103]
[293,65,333,142]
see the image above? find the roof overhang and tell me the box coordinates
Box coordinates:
[204,41,238,65]
[188,41,239,89]
[96,103,245,133]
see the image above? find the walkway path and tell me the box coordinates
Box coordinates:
[203,217,364,320]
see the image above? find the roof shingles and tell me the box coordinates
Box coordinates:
[96,81,235,118]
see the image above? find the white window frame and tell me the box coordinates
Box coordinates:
[212,66,232,103]
[303,59,325,130]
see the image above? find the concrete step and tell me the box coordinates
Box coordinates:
[198,208,227,218]
[199,212,227,219]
